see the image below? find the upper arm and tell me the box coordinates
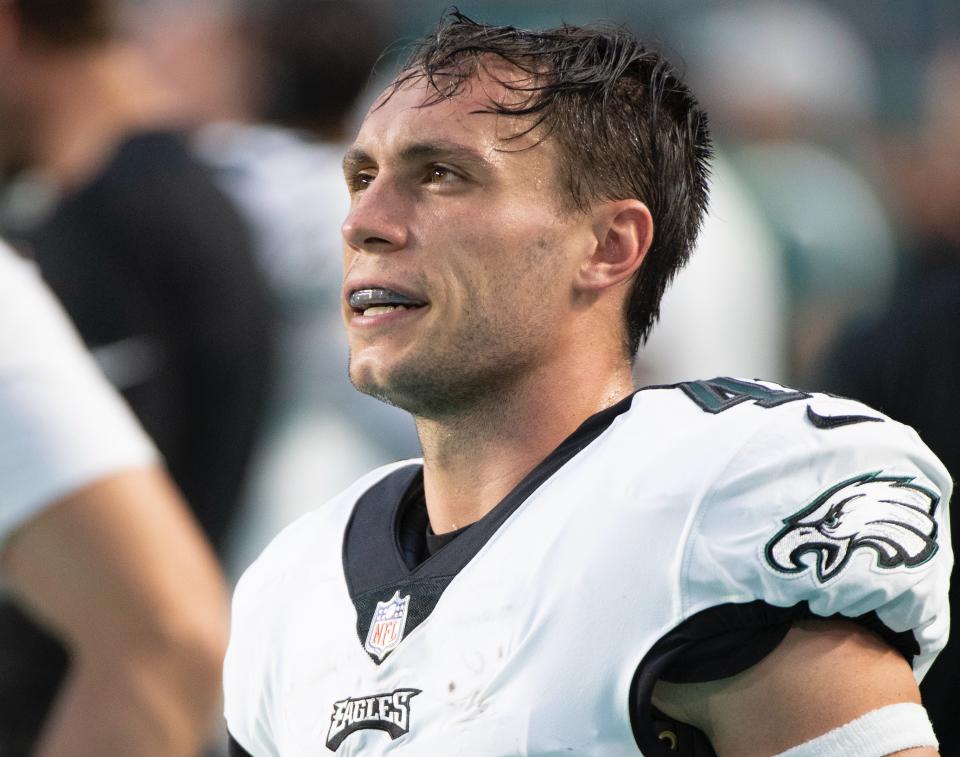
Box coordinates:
[653,618,937,756]
[0,465,228,658]
[633,382,953,756]
[1,467,230,757]
[675,391,953,680]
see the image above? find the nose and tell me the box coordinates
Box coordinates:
[341,179,409,254]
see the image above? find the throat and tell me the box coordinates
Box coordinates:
[415,387,637,539]
[416,415,549,535]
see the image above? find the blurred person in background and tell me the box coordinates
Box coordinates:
[816,44,960,754]
[674,0,898,385]
[0,239,228,756]
[129,0,420,577]
[0,0,273,750]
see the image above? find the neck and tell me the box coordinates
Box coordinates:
[416,353,635,534]
[25,44,181,188]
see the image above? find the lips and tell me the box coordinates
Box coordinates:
[348,287,428,317]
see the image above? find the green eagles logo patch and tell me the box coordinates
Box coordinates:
[765,472,940,582]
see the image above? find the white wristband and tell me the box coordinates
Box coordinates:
[774,702,938,757]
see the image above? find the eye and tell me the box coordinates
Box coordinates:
[348,170,376,192]
[424,165,460,185]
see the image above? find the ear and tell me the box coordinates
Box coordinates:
[574,199,653,294]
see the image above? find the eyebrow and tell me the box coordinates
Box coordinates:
[342,140,492,176]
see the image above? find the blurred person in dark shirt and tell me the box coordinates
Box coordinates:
[0,0,274,752]
[131,0,422,573]
[817,44,960,755]
[0,240,229,757]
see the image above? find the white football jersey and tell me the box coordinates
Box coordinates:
[225,379,952,756]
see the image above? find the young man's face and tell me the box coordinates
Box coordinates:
[341,65,597,417]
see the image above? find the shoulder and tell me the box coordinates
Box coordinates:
[227,459,421,642]
[642,378,952,676]
[0,245,70,337]
[617,376,948,500]
[628,378,951,752]
[233,459,421,602]
[627,377,948,485]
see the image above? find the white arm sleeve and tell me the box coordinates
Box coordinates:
[681,394,953,680]
[0,243,157,546]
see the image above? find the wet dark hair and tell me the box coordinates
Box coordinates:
[15,0,114,48]
[385,11,712,355]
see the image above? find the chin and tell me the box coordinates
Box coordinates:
[349,369,425,416]
[348,335,526,418]
[347,356,408,407]
[358,369,511,424]
[349,372,396,408]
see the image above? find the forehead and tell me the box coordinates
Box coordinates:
[352,63,554,163]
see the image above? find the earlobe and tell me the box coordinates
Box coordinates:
[575,200,654,293]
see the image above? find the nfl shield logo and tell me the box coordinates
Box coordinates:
[364,591,411,661]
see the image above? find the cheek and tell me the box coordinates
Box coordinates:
[425,198,575,319]
[460,230,567,326]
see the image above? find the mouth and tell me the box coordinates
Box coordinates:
[348,287,428,318]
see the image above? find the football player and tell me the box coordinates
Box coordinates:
[225,12,951,756]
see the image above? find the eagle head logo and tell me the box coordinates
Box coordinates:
[765,472,940,582]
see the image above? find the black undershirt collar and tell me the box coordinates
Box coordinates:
[396,475,474,569]
[426,522,471,556]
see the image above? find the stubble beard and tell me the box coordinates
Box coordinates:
[348,230,565,421]
[348,318,538,422]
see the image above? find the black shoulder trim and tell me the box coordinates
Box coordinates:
[228,732,254,757]
[629,600,920,755]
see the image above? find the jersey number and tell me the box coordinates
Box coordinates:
[677,377,810,414]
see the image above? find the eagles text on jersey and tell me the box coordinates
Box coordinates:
[225,378,952,756]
